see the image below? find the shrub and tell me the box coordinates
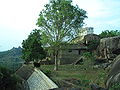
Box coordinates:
[109,82,120,90]
[82,52,95,61]
[0,66,22,90]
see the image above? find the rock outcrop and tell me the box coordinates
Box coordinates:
[84,34,100,52]
[105,55,120,89]
[98,36,120,60]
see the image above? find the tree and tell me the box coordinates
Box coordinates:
[22,29,46,63]
[36,0,87,70]
[99,30,120,38]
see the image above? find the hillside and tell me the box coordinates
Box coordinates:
[0,47,24,71]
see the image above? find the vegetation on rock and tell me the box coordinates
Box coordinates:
[99,30,120,38]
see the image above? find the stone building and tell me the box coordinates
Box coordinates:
[83,34,100,45]
[72,27,94,44]
[59,44,88,64]
[98,36,120,60]
[16,65,58,90]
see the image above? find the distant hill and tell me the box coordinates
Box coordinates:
[0,47,24,71]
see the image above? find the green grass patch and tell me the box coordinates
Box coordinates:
[40,64,108,89]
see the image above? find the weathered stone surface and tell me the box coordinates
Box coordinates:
[59,44,87,65]
[16,65,58,90]
[84,34,100,45]
[73,56,84,65]
[105,55,120,89]
[27,68,58,90]
[98,36,120,60]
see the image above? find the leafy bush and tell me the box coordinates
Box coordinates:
[82,52,95,61]
[109,82,120,90]
[82,52,96,68]
[0,66,23,90]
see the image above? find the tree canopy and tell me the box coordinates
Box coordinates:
[99,30,120,38]
[36,0,87,70]
[22,29,46,63]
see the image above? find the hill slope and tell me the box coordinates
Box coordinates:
[0,47,24,71]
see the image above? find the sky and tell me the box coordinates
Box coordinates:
[0,0,120,51]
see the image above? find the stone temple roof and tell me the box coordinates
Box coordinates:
[15,65,58,90]
[15,65,34,80]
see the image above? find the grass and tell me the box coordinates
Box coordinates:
[40,64,108,89]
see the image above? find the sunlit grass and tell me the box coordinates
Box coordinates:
[40,64,108,89]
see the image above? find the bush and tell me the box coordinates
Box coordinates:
[109,82,120,90]
[0,66,23,90]
[82,52,95,61]
[82,52,96,68]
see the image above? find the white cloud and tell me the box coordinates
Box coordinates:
[73,0,120,34]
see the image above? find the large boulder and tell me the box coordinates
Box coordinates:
[105,55,120,89]
[83,34,100,52]
[98,36,120,60]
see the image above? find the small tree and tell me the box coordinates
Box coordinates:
[36,0,87,70]
[22,29,46,64]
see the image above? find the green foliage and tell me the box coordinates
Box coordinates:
[82,52,95,61]
[82,52,91,59]
[99,30,120,38]
[0,66,22,90]
[81,79,91,87]
[109,82,120,90]
[82,52,95,67]
[40,65,107,89]
[37,0,87,46]
[36,0,87,70]
[22,29,46,63]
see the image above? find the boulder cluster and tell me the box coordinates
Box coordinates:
[84,34,120,89]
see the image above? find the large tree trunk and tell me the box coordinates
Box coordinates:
[54,51,59,71]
